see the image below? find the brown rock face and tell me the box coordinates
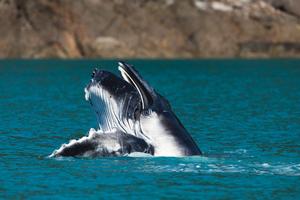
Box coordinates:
[265,0,300,17]
[0,0,300,58]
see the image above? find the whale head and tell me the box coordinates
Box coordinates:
[85,62,202,156]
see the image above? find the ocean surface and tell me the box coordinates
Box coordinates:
[1,59,300,199]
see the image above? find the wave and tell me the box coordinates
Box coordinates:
[49,148,300,176]
[134,158,300,176]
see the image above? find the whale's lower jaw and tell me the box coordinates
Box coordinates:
[50,129,154,158]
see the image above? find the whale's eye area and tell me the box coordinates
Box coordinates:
[133,102,143,120]
[141,109,152,117]
[134,107,140,120]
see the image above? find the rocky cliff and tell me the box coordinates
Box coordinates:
[0,0,300,58]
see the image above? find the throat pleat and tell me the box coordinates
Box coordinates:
[87,85,140,138]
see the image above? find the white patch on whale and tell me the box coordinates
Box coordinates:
[140,111,184,157]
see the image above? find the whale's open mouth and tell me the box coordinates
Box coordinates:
[84,62,149,136]
[118,61,154,110]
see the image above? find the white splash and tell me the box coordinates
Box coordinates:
[126,152,153,157]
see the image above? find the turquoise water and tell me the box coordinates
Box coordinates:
[1,59,300,199]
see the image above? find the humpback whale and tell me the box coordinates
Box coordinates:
[50,62,202,157]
